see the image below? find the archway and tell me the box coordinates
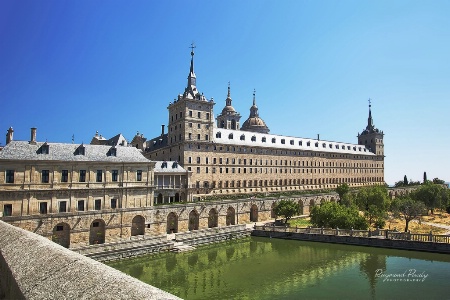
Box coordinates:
[309,199,315,211]
[250,204,258,222]
[52,222,70,248]
[271,202,277,218]
[189,210,199,231]
[208,208,218,228]
[175,193,180,202]
[298,201,304,215]
[226,207,235,226]
[89,219,106,245]
[167,212,178,234]
[157,193,163,204]
[131,215,145,236]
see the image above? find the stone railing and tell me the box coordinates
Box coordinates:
[256,225,450,244]
[0,220,180,300]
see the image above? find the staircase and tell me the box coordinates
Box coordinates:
[171,242,196,253]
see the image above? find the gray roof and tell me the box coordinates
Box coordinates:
[213,128,375,156]
[154,161,187,173]
[0,141,151,163]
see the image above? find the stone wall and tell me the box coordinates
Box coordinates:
[0,220,180,300]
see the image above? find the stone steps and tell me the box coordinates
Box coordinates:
[171,242,196,253]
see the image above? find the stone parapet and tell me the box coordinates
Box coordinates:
[0,220,180,300]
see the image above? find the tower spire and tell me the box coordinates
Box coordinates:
[252,89,256,106]
[187,42,197,88]
[226,82,232,106]
[367,98,373,129]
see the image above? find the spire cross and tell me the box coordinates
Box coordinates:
[368,98,372,108]
[189,42,196,55]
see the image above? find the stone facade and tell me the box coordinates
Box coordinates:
[142,50,385,197]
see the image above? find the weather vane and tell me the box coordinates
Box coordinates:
[190,42,196,54]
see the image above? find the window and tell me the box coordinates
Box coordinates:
[188,157,192,163]
[77,200,85,211]
[39,202,48,214]
[251,136,256,142]
[96,170,102,182]
[216,132,222,138]
[240,135,245,141]
[58,201,67,213]
[197,123,201,129]
[272,138,276,143]
[61,170,68,182]
[109,147,117,156]
[79,170,86,182]
[39,144,49,154]
[188,133,192,139]
[137,170,142,181]
[95,199,101,210]
[189,111,193,117]
[262,137,266,143]
[93,222,100,228]
[111,199,117,209]
[197,112,201,118]
[281,139,285,144]
[3,204,12,216]
[112,170,118,182]
[197,167,200,173]
[189,123,193,127]
[42,170,49,183]
[205,134,209,141]
[206,113,210,120]
[197,134,201,140]
[197,157,201,163]
[229,133,233,139]
[5,170,14,183]
[290,140,294,145]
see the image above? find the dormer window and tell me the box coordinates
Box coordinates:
[281,139,285,144]
[322,143,326,148]
[272,138,276,143]
[251,136,256,142]
[108,147,117,156]
[299,141,303,146]
[315,142,319,147]
[307,141,310,146]
[38,143,49,154]
[290,140,294,145]
[216,132,222,138]
[172,162,178,168]
[329,144,332,149]
[262,137,266,143]
[229,133,233,139]
[161,161,168,168]
[240,135,245,141]
[75,144,85,155]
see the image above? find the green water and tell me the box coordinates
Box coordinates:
[109,237,450,300]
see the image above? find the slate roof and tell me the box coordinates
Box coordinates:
[213,128,375,156]
[154,161,187,173]
[0,141,151,163]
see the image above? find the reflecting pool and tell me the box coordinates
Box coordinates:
[108,237,450,299]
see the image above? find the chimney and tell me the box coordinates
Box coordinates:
[30,127,37,144]
[6,127,13,145]
[161,125,165,136]
[317,134,320,141]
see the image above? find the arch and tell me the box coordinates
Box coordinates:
[89,219,106,245]
[52,222,70,248]
[131,215,145,236]
[250,204,258,222]
[189,210,199,231]
[157,193,162,204]
[298,200,304,215]
[226,207,235,226]
[271,202,277,218]
[175,193,180,202]
[208,208,218,228]
[309,199,315,209]
[231,119,236,130]
[320,198,326,205]
[167,212,178,234]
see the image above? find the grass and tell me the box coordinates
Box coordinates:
[287,218,312,227]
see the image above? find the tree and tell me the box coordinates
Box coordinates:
[310,202,368,230]
[411,183,449,214]
[392,197,426,232]
[336,183,350,199]
[403,175,408,186]
[273,199,300,223]
[423,172,427,183]
[355,186,390,227]
[432,178,445,184]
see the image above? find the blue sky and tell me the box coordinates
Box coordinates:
[1,0,449,185]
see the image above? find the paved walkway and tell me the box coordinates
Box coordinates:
[412,220,450,235]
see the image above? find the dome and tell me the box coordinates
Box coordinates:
[221,105,236,115]
[241,116,270,134]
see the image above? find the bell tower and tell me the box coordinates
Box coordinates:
[358,99,384,156]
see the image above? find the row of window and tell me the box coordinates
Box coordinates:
[194,177,384,189]
[215,132,377,153]
[2,199,121,217]
[187,157,382,168]
[189,166,382,175]
[185,143,382,161]
[4,170,142,184]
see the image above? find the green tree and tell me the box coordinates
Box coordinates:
[432,178,445,184]
[273,199,300,223]
[423,172,427,183]
[336,183,350,200]
[411,183,449,214]
[392,197,427,232]
[355,186,390,227]
[403,175,408,186]
[310,202,368,230]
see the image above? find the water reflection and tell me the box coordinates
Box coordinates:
[109,237,450,300]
